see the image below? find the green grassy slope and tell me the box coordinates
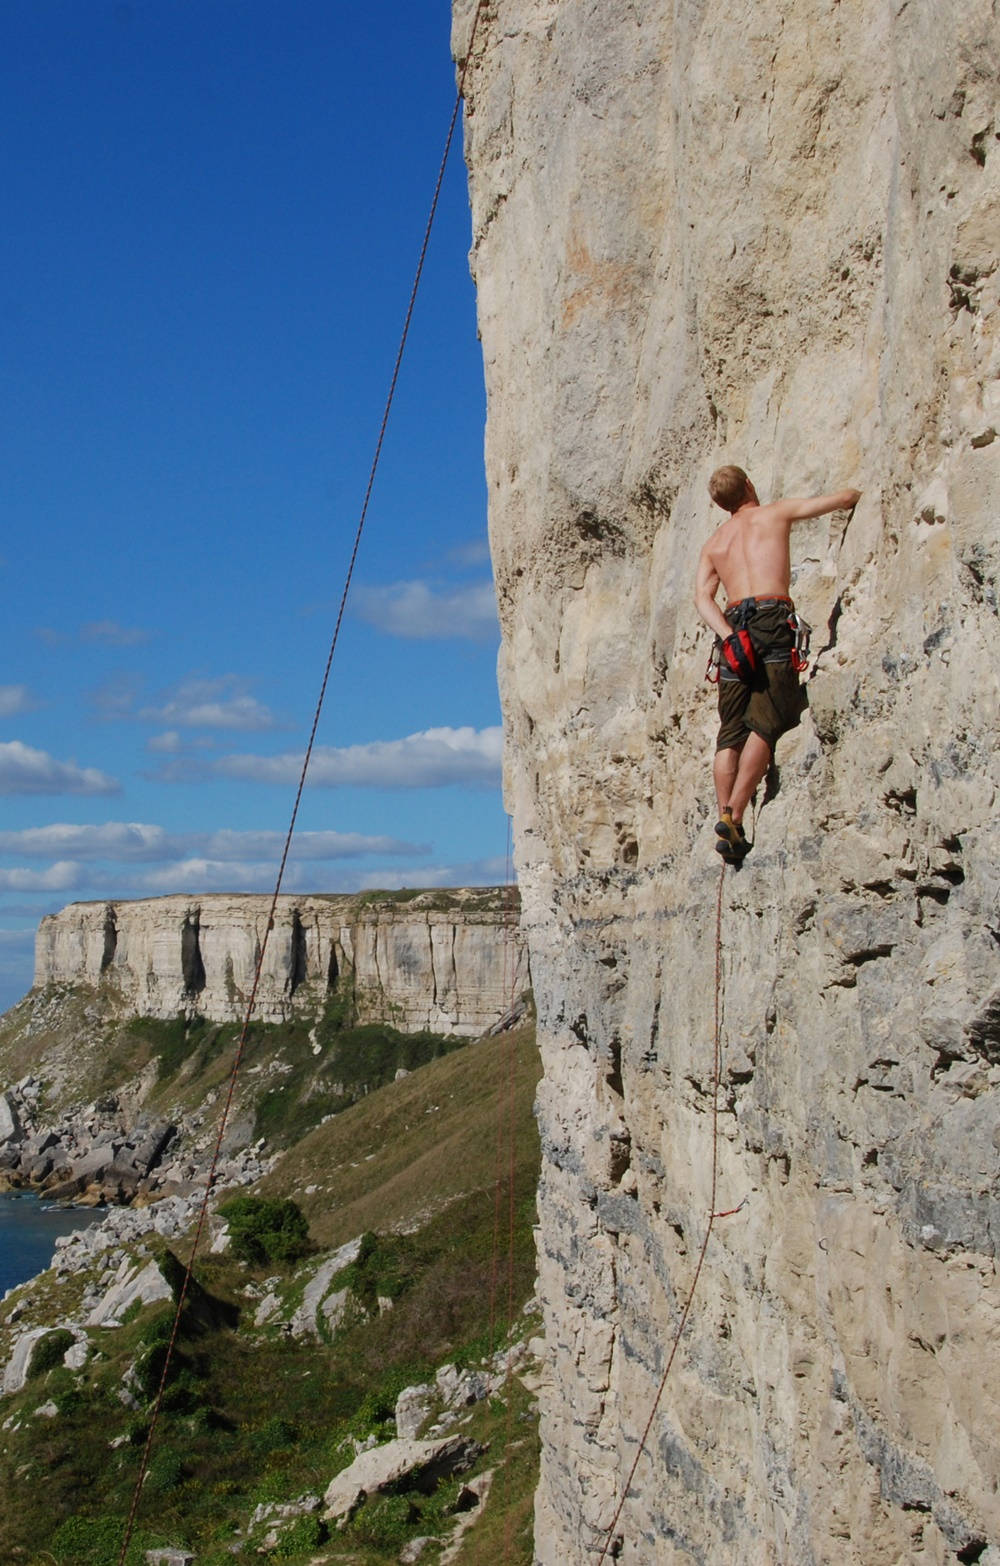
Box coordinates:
[0,985,479,1167]
[0,1023,542,1566]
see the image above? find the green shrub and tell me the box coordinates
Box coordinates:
[26,1328,76,1380]
[351,1366,417,1432]
[272,1513,326,1557]
[160,1368,204,1413]
[418,1478,462,1531]
[48,1513,154,1565]
[139,1304,176,1345]
[141,1011,219,1081]
[349,1492,414,1548]
[250,1415,298,1455]
[335,1230,414,1312]
[133,1339,171,1402]
[119,1296,144,1326]
[47,1366,86,1415]
[145,1446,185,1492]
[218,1196,311,1267]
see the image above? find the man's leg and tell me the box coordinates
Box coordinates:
[728,732,772,824]
[713,746,741,816]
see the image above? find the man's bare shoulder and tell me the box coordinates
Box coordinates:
[741,500,793,528]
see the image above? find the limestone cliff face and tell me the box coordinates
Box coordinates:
[35,891,527,1036]
[455,1,999,1560]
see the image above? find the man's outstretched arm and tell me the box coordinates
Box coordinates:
[773,487,862,524]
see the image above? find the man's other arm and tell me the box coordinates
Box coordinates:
[694,548,734,641]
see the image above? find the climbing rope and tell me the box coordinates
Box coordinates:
[502,816,520,1564]
[489,815,518,1358]
[115,8,490,1562]
[595,860,745,1564]
[487,814,525,1565]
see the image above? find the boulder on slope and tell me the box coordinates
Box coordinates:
[323,1435,481,1523]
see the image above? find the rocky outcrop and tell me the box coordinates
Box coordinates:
[34,889,527,1034]
[0,1075,183,1202]
[323,1435,482,1524]
[457,1,999,1562]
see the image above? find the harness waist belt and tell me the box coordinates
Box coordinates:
[727,595,793,612]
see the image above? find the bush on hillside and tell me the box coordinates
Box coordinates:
[26,1328,76,1380]
[48,1513,156,1566]
[272,1514,326,1556]
[217,1195,311,1267]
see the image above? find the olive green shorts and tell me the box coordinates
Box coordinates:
[715,600,808,753]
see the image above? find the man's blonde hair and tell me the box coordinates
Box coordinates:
[708,465,751,513]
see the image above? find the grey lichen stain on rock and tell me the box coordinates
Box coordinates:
[455,0,1000,1560]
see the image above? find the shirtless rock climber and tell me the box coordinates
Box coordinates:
[695,465,861,864]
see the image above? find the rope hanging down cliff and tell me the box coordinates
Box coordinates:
[595,861,747,1566]
[115,7,490,1562]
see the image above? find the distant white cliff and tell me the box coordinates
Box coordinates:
[35,890,528,1035]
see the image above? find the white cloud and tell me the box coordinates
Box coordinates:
[139,676,276,731]
[130,855,510,898]
[147,730,183,753]
[129,859,287,894]
[356,854,510,890]
[81,620,152,647]
[0,900,68,919]
[0,861,84,892]
[0,741,119,797]
[213,725,503,789]
[90,671,145,719]
[144,732,216,756]
[447,539,492,568]
[0,823,169,861]
[0,930,40,1012]
[206,829,427,861]
[354,580,499,642]
[0,823,425,864]
[0,686,37,717]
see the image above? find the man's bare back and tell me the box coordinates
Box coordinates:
[695,474,861,642]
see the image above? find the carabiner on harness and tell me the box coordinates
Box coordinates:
[788,611,812,674]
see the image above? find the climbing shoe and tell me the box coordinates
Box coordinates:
[714,809,751,863]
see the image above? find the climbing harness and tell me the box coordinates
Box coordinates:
[704,599,812,682]
[595,861,746,1565]
[115,7,491,1562]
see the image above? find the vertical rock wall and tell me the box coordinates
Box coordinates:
[455,0,999,1560]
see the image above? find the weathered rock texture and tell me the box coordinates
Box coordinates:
[34,890,527,1035]
[455,1,999,1561]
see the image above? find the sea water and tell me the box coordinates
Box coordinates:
[0,1192,102,1295]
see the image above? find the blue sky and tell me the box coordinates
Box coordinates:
[0,1,503,1010]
